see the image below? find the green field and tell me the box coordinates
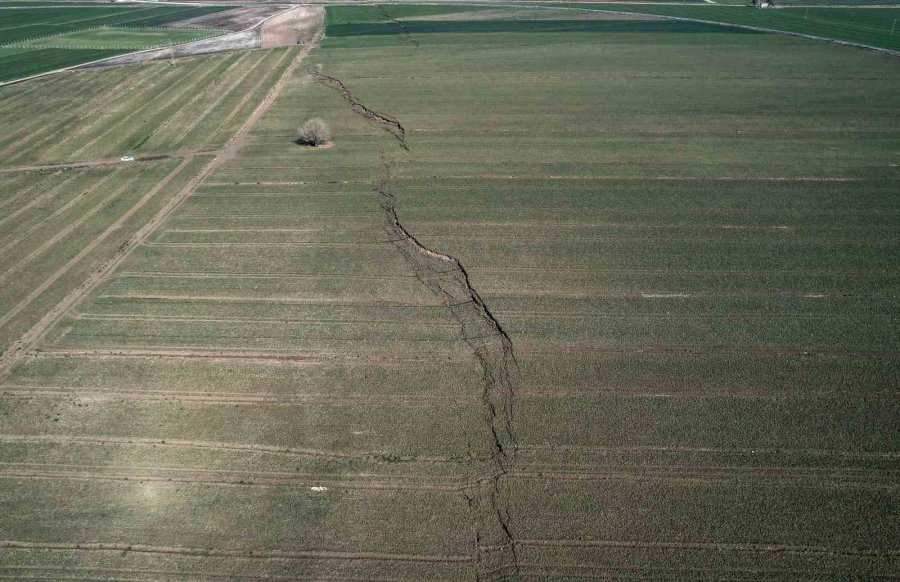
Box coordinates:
[0,3,898,580]
[553,2,900,50]
[9,25,222,50]
[0,2,231,81]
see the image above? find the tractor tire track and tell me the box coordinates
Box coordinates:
[0,541,474,564]
[0,170,122,259]
[0,44,318,377]
[0,180,134,287]
[0,469,464,492]
[0,434,458,464]
[0,162,188,340]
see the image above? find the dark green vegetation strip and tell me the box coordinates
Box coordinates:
[552,3,900,50]
[0,4,231,45]
[328,19,752,37]
[0,46,123,81]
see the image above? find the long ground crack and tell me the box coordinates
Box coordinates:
[312,72,409,151]
[378,4,421,48]
[316,71,521,580]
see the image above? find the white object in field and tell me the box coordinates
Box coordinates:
[310,486,328,492]
[120,156,135,162]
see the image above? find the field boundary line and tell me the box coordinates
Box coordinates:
[0,41,317,376]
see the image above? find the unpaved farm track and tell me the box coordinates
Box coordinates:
[0,24,324,376]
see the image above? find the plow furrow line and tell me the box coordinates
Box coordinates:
[28,348,470,364]
[515,539,900,558]
[519,444,900,459]
[0,171,62,213]
[0,385,477,404]
[0,541,474,563]
[93,294,437,306]
[0,565,397,582]
[169,51,262,146]
[0,469,463,491]
[0,42,317,378]
[75,314,455,326]
[0,434,459,464]
[0,68,148,161]
[68,60,225,161]
[0,180,135,288]
[504,470,900,489]
[1,387,464,407]
[7,63,190,166]
[414,174,867,182]
[145,53,246,148]
[36,66,173,162]
[114,272,422,280]
[0,170,122,259]
[521,346,900,358]
[0,172,80,230]
[0,161,190,342]
[142,241,393,247]
[206,48,294,144]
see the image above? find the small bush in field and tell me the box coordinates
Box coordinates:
[296,118,330,146]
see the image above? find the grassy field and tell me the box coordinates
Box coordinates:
[0,3,897,580]
[0,2,231,80]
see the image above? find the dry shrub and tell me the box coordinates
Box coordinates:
[296,118,330,146]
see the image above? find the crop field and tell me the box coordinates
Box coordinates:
[551,2,900,50]
[0,2,898,581]
[0,2,232,81]
[0,47,295,163]
[8,25,223,50]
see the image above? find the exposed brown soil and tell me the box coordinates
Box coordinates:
[168,6,284,32]
[261,6,324,49]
